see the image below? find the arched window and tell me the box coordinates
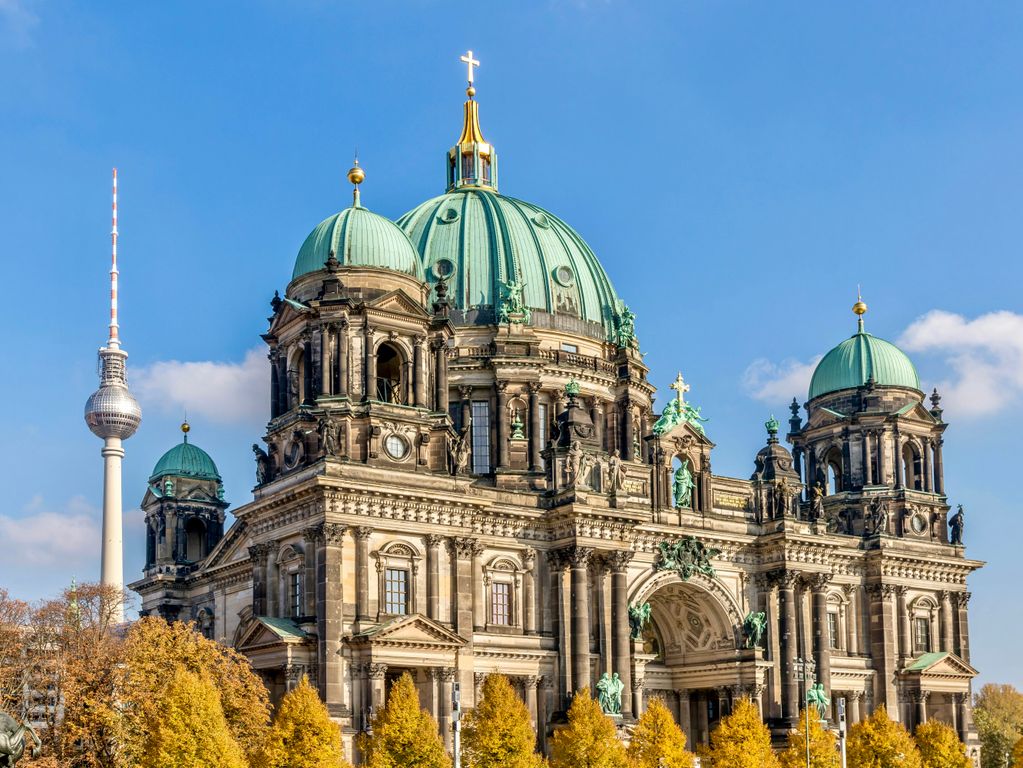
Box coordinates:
[376,342,406,404]
[903,442,923,491]
[276,544,306,619]
[185,518,207,562]
[287,347,305,409]
[824,447,843,494]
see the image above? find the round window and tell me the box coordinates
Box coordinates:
[438,207,460,224]
[533,213,551,229]
[433,258,456,280]
[553,265,575,287]
[384,434,409,460]
[911,513,927,534]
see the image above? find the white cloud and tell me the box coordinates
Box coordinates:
[0,0,39,49]
[742,356,821,404]
[0,495,100,567]
[134,347,268,427]
[898,310,1023,417]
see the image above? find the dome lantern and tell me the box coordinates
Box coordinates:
[447,50,498,192]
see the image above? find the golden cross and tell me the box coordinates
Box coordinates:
[670,371,690,405]
[460,49,480,84]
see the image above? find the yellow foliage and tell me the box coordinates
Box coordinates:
[847,707,922,768]
[704,697,780,768]
[626,697,694,768]
[914,720,969,768]
[361,672,451,768]
[778,709,839,768]
[118,617,271,766]
[142,666,247,768]
[548,689,628,768]
[1011,735,1023,767]
[462,674,544,768]
[263,675,351,768]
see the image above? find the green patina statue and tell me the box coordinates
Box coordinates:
[0,713,41,766]
[497,279,531,324]
[565,379,580,397]
[742,611,767,649]
[672,459,696,509]
[628,601,652,640]
[652,399,709,437]
[654,536,720,580]
[807,683,830,721]
[596,672,625,715]
[613,303,637,348]
[511,412,526,440]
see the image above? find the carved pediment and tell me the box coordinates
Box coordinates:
[235,615,310,652]
[656,419,715,451]
[894,401,940,424]
[806,407,847,430]
[366,289,431,321]
[267,299,314,336]
[350,614,468,650]
[903,651,977,680]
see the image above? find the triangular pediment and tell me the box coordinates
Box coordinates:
[366,289,431,320]
[236,615,310,652]
[895,401,939,423]
[656,419,716,450]
[806,407,848,430]
[903,651,977,679]
[352,614,467,649]
[202,520,249,569]
[266,299,313,336]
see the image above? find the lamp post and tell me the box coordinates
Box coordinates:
[795,657,817,768]
[452,681,462,768]
[837,696,847,768]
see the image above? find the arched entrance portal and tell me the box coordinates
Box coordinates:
[632,573,767,750]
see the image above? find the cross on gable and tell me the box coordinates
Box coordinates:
[670,371,690,405]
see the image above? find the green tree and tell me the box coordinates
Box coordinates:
[462,674,544,768]
[975,684,1023,768]
[360,672,451,768]
[778,708,839,768]
[262,675,351,768]
[704,697,780,768]
[914,720,969,768]
[626,697,694,768]
[142,666,247,768]
[549,689,628,768]
[847,707,922,768]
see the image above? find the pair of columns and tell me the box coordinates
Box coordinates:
[774,570,832,723]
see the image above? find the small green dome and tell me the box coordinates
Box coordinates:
[809,328,921,400]
[150,439,221,483]
[397,189,622,340]
[293,205,425,282]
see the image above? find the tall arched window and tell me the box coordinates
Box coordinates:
[824,446,844,494]
[185,518,207,562]
[376,342,405,404]
[903,442,923,490]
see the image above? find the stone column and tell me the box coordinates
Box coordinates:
[426,534,442,621]
[354,526,372,622]
[608,550,634,718]
[848,691,863,724]
[528,383,542,471]
[862,431,873,485]
[632,676,645,718]
[523,549,537,634]
[867,584,899,717]
[914,690,929,728]
[843,584,860,656]
[496,382,510,470]
[810,573,832,701]
[336,322,348,398]
[923,439,933,492]
[302,332,314,404]
[460,386,472,433]
[277,351,289,413]
[269,349,280,418]
[933,438,945,495]
[622,400,635,461]
[954,592,972,662]
[676,690,692,749]
[777,571,800,724]
[877,429,887,486]
[315,524,345,709]
[413,335,427,408]
[320,325,331,397]
[425,668,440,722]
[568,546,593,693]
[439,668,455,751]
[537,677,551,751]
[472,541,486,631]
[448,537,476,637]
[266,540,280,617]
[590,398,604,451]
[893,429,904,489]
[363,325,376,401]
[954,692,969,742]
[368,663,387,711]
[896,586,911,662]
[939,591,954,652]
[302,526,319,617]
[248,543,269,615]
[524,675,539,730]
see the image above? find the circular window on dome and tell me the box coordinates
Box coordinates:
[533,213,551,229]
[552,265,575,287]
[438,207,460,224]
[433,258,456,280]
[384,434,409,461]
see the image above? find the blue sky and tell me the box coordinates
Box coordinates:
[1,2,1021,686]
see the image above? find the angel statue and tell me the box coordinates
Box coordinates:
[672,459,696,509]
[628,602,652,640]
[742,611,767,649]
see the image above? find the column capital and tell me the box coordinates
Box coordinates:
[459,385,473,400]
[496,380,509,394]
[522,547,536,567]
[545,548,568,572]
[447,536,478,558]
[955,591,972,609]
[806,572,832,592]
[527,381,543,395]
[565,546,593,569]
[353,526,373,541]
[772,569,802,590]
[367,663,388,680]
[321,523,346,546]
[440,667,457,682]
[425,534,444,548]
[605,550,634,574]
[894,584,910,598]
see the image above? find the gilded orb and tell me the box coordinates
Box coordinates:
[181,421,191,434]
[852,300,868,316]
[466,85,476,98]
[347,165,365,186]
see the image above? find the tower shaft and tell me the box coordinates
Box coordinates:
[101,437,125,622]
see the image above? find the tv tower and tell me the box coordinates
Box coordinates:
[84,169,141,623]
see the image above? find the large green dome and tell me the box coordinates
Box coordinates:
[293,204,425,282]
[150,438,221,483]
[396,189,622,340]
[809,326,920,400]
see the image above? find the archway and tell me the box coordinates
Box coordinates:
[903,441,923,490]
[185,518,206,562]
[824,446,843,494]
[375,342,406,404]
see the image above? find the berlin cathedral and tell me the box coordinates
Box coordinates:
[129,54,982,761]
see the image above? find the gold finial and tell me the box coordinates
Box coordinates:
[181,420,191,442]
[852,286,867,331]
[347,157,364,207]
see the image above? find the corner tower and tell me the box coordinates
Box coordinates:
[84,169,142,623]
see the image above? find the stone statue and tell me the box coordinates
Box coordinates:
[949,504,965,546]
[252,444,271,485]
[567,440,583,485]
[742,611,767,649]
[654,537,721,580]
[596,672,624,715]
[775,477,793,517]
[607,450,627,494]
[672,459,696,509]
[806,683,830,721]
[869,497,890,536]
[628,602,652,640]
[447,423,471,476]
[811,482,825,519]
[317,415,340,457]
[0,713,41,766]
[577,450,595,489]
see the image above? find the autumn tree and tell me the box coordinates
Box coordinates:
[778,708,839,768]
[262,675,351,768]
[548,689,628,768]
[118,616,271,766]
[914,720,970,768]
[0,587,31,713]
[847,707,922,768]
[703,697,780,768]
[462,674,544,768]
[1011,735,1023,767]
[360,672,451,768]
[626,697,694,768]
[975,684,1023,768]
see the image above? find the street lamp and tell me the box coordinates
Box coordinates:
[794,657,817,768]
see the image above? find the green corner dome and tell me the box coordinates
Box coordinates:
[293,204,425,282]
[396,189,622,340]
[150,436,221,483]
[808,321,921,400]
